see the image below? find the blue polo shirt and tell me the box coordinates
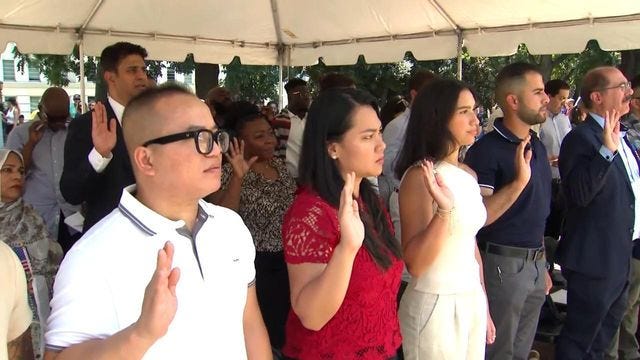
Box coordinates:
[464,118,552,249]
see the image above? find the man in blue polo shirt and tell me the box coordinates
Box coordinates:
[465,62,553,360]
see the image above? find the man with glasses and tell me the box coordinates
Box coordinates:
[557,66,638,359]
[60,42,148,232]
[607,73,640,360]
[45,85,272,359]
[271,78,310,176]
[6,87,81,253]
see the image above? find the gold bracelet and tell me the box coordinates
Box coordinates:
[435,206,454,218]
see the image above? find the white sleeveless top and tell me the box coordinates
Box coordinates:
[410,161,487,294]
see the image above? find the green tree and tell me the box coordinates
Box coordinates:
[222,57,279,102]
[13,45,99,86]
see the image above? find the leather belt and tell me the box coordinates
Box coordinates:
[484,242,545,261]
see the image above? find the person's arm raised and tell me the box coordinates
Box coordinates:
[44,242,180,360]
[207,138,257,210]
[400,160,454,278]
[560,110,620,207]
[482,135,532,226]
[287,172,364,331]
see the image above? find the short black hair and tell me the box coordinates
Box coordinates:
[319,72,355,91]
[408,70,438,92]
[223,101,267,134]
[545,79,570,97]
[495,62,542,109]
[99,42,148,76]
[284,78,307,93]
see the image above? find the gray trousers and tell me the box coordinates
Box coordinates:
[606,258,640,360]
[481,249,546,360]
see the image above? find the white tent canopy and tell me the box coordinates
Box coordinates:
[2,0,640,67]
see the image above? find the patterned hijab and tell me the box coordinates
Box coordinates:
[0,149,62,278]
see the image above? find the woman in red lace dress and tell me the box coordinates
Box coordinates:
[281,88,403,359]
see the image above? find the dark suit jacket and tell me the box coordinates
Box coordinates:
[557,115,636,279]
[60,101,134,232]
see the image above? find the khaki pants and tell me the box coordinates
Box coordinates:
[398,285,486,360]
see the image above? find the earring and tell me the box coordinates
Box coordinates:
[331,154,338,160]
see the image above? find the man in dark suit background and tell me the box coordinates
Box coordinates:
[556,66,637,359]
[60,42,149,232]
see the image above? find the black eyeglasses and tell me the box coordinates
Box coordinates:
[143,129,229,154]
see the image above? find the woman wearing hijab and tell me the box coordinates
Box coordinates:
[0,148,62,359]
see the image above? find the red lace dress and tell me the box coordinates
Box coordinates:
[281,187,403,359]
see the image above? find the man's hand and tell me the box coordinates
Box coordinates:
[91,102,117,158]
[133,242,181,344]
[544,269,553,295]
[27,120,46,146]
[602,109,621,153]
[514,135,533,186]
[486,312,496,345]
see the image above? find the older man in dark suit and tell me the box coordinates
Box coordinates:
[556,66,638,359]
[60,42,148,232]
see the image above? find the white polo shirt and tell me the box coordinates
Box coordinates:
[46,186,256,359]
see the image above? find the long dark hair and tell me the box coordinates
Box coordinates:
[395,79,476,179]
[298,88,401,269]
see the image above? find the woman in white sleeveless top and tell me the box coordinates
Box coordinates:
[395,79,495,359]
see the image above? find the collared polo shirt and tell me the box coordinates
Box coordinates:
[46,185,256,359]
[464,118,552,249]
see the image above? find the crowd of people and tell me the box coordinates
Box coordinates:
[2,40,640,360]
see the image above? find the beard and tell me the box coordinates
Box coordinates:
[517,104,546,126]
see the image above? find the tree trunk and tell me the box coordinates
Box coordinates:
[537,55,553,82]
[195,63,220,99]
[620,50,640,80]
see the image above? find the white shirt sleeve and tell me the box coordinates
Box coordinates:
[285,119,305,178]
[88,147,113,173]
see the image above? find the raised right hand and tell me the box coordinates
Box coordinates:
[224,137,258,179]
[602,109,621,153]
[514,135,533,186]
[338,172,365,252]
[419,160,454,211]
[134,241,181,343]
[91,101,117,157]
[27,120,45,145]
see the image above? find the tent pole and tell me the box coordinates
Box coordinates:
[278,45,284,110]
[79,37,86,112]
[456,32,463,80]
